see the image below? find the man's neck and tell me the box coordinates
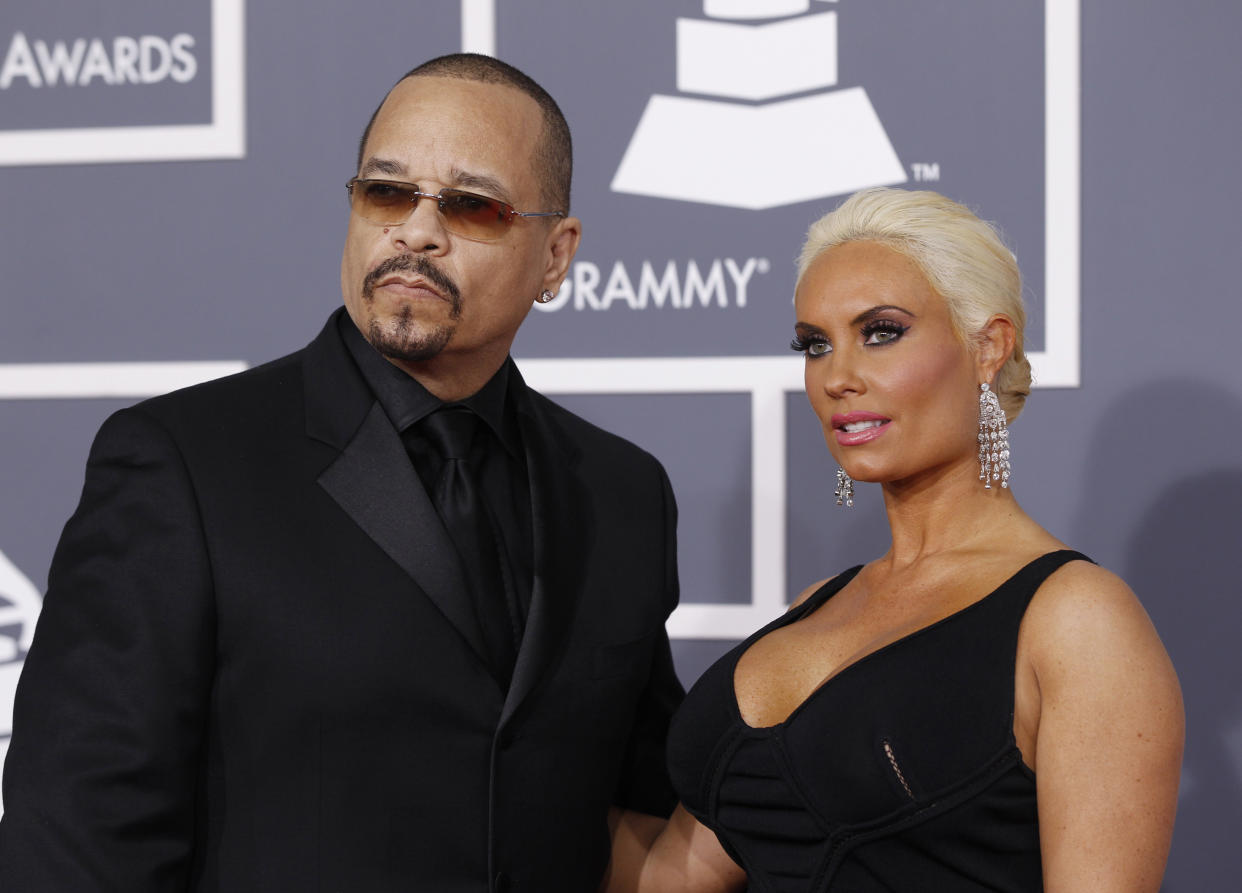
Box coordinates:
[385,346,510,403]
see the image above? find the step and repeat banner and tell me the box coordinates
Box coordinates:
[2,1,1238,886]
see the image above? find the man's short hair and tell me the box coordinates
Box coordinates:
[356,54,573,212]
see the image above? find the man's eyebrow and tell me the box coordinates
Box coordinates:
[359,157,407,178]
[850,304,916,326]
[449,168,511,202]
[356,161,513,202]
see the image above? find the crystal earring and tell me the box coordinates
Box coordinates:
[835,467,854,507]
[537,289,556,304]
[978,383,1011,489]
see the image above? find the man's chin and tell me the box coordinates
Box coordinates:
[366,319,454,364]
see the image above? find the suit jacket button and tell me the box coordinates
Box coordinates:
[493,871,511,892]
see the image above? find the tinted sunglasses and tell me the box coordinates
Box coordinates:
[346,177,566,242]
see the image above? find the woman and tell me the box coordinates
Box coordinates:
[604,188,1183,892]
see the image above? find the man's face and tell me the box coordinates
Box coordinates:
[340,75,579,380]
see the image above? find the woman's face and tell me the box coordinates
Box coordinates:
[793,240,984,487]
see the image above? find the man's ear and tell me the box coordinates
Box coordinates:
[541,216,581,295]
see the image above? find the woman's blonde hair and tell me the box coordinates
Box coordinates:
[797,187,1031,422]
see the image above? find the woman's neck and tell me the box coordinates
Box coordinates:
[877,458,1027,568]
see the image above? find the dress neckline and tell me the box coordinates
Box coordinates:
[730,549,1084,731]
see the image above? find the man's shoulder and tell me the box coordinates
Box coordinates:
[76,345,315,479]
[521,386,660,469]
[131,311,351,428]
[134,347,307,426]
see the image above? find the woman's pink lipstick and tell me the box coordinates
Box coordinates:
[831,411,891,446]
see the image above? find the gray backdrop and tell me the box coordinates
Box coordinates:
[1,1,1239,887]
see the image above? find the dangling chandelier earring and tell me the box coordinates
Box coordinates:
[978,383,1011,489]
[835,467,854,507]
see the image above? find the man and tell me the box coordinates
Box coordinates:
[0,54,684,892]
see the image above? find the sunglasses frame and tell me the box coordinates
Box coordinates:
[346,177,566,241]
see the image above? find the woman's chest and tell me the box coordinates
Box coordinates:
[732,586,985,728]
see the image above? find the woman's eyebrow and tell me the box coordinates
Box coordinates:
[851,305,916,326]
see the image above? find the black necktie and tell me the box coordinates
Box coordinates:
[417,407,517,686]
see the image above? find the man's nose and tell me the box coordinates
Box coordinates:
[389,193,447,255]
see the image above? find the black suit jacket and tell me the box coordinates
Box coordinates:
[0,312,684,892]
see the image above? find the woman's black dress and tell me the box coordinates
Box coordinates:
[667,550,1090,892]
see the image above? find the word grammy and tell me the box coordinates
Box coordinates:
[0,31,197,89]
[538,257,771,312]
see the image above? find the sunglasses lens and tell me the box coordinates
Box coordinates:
[351,180,417,224]
[348,181,517,239]
[439,189,509,240]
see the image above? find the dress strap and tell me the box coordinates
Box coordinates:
[792,565,865,619]
[1007,549,1094,606]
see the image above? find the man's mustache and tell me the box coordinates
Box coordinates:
[362,254,462,313]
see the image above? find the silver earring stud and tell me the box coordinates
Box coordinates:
[978,382,1011,489]
[537,289,556,304]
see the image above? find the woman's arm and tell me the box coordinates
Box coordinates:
[1023,561,1184,892]
[601,805,747,893]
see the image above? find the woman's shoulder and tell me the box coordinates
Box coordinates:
[1026,556,1145,636]
[1021,554,1177,690]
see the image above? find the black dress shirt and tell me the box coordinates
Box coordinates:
[338,314,534,654]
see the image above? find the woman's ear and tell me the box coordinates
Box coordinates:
[976,314,1017,383]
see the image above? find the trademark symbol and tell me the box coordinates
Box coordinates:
[756,258,770,274]
[912,163,941,182]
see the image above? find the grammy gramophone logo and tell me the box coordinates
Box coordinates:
[612,0,906,209]
[0,548,40,813]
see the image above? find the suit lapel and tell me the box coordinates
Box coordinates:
[304,312,490,664]
[500,381,596,727]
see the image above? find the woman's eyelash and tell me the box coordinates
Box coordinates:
[861,320,908,344]
[791,321,907,355]
[790,335,829,355]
